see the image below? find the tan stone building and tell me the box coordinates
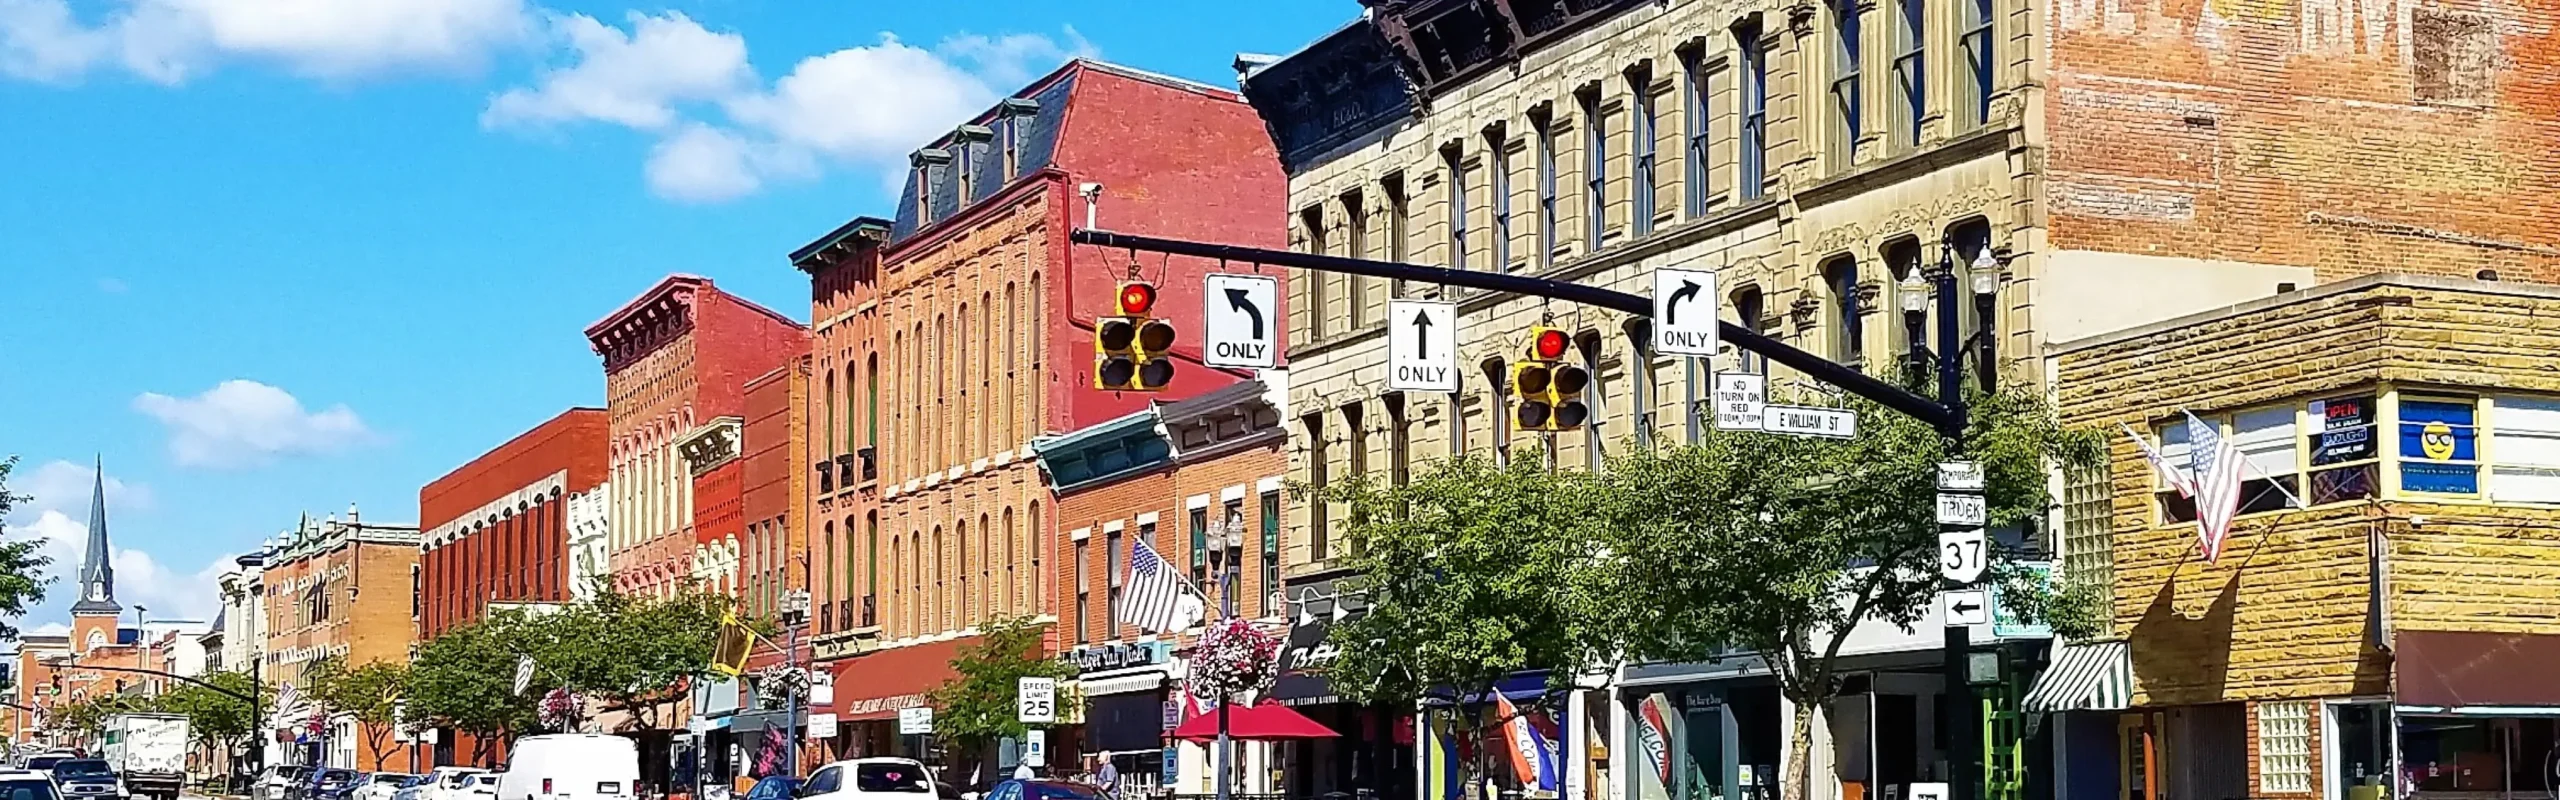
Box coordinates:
[260,511,421,769]
[2054,274,2560,800]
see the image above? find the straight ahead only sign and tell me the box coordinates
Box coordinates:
[1387,300,1458,393]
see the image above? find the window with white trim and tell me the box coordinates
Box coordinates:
[2257,700,2312,794]
[2491,394,2560,502]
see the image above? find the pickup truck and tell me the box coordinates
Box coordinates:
[102,713,190,800]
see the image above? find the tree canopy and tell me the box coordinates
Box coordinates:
[406,584,742,755]
[305,656,411,769]
[0,457,55,639]
[927,615,1072,748]
[157,670,268,753]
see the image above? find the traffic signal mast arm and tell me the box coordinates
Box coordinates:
[1071,227,1962,435]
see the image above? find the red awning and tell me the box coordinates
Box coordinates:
[1170,700,1341,742]
[830,636,980,721]
[2396,630,2560,707]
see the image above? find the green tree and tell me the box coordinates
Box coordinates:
[159,671,268,767]
[927,616,1071,773]
[0,457,56,639]
[305,657,410,770]
[409,612,539,765]
[44,691,159,741]
[1595,384,2100,800]
[532,585,738,731]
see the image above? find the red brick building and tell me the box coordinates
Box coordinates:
[790,217,889,690]
[681,416,745,594]
[1034,380,1288,790]
[419,408,609,637]
[740,357,811,628]
[585,275,807,598]
[809,60,1286,757]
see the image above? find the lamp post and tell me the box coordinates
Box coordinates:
[779,589,812,778]
[1912,241,2001,800]
[1203,512,1246,800]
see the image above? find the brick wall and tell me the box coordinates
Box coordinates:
[2045,0,2560,283]
[1052,433,1288,651]
[418,408,606,636]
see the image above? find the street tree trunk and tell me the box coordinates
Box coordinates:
[1782,701,1817,800]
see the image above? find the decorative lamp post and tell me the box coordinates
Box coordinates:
[1191,512,1279,800]
[779,588,812,777]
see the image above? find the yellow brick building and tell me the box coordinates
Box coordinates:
[2053,274,2560,800]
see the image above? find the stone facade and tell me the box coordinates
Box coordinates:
[257,514,422,769]
[2053,274,2560,797]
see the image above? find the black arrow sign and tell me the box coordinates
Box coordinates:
[1411,307,1435,360]
[1664,279,1702,325]
[1950,598,1983,615]
[1224,287,1265,339]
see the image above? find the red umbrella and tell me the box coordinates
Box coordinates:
[1171,700,1341,742]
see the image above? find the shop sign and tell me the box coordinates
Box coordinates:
[2310,396,2378,465]
[1990,561,2054,639]
[1066,641,1169,674]
[843,692,932,718]
[811,635,880,662]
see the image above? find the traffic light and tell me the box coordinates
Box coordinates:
[1510,326,1590,431]
[1095,281,1177,391]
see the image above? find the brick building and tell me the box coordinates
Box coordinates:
[1252,0,2560,797]
[807,57,1285,757]
[418,407,608,637]
[682,416,746,593]
[1033,380,1287,795]
[739,359,812,626]
[791,217,889,693]
[2052,274,2560,799]
[260,510,422,769]
[586,275,807,598]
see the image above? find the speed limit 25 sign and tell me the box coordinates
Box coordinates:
[1017,677,1057,724]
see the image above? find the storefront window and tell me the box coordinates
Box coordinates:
[2400,398,2481,495]
[2308,396,2379,504]
[2403,716,2560,795]
[2330,702,2391,795]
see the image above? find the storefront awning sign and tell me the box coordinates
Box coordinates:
[2021,640,2130,713]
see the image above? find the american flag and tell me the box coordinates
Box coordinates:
[1120,535,1201,634]
[2185,411,2248,564]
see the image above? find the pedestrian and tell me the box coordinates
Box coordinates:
[1095,759,1117,792]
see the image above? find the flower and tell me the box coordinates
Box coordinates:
[1186,617,1283,700]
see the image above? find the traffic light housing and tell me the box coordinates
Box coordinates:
[1510,326,1590,431]
[1094,281,1177,391]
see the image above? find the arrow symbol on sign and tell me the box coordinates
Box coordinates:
[1411,308,1434,359]
[1224,288,1265,339]
[1950,598,1983,616]
[1664,279,1702,325]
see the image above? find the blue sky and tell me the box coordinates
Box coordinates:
[0,0,1354,634]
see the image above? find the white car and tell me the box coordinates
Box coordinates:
[355,774,423,800]
[0,768,62,800]
[799,758,935,800]
[259,766,314,800]
[495,734,636,800]
[397,768,491,800]
[461,775,500,800]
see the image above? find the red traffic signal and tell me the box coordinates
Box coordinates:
[1117,282,1158,316]
[1533,328,1570,360]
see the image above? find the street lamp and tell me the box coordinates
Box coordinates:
[778,588,812,777]
[1898,272,1931,386]
[1201,511,1249,800]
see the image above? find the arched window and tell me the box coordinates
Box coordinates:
[1823,256,1862,364]
[980,290,994,454]
[931,524,946,631]
[955,520,971,625]
[820,521,836,632]
[954,304,970,461]
[1028,501,1044,615]
[978,511,992,621]
[824,370,838,459]
[865,353,879,448]
[1002,507,1019,615]
[1003,282,1018,445]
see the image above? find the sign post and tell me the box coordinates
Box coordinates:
[1202,274,1279,369]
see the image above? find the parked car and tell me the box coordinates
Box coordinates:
[288,769,359,800]
[259,766,314,800]
[496,734,637,800]
[49,759,122,800]
[354,774,423,800]
[742,776,799,800]
[20,755,77,778]
[0,769,63,800]
[401,767,492,800]
[460,775,499,800]
[797,758,933,800]
[971,781,1104,800]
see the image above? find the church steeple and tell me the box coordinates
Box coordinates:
[70,455,118,617]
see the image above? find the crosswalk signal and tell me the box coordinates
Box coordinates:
[1511,327,1590,431]
[1095,281,1176,391]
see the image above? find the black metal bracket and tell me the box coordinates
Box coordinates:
[1070,228,1962,435]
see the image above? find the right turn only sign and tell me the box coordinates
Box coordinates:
[1653,268,1719,357]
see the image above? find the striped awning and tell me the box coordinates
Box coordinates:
[2023,641,2132,713]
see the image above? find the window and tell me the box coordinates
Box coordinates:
[2060,463,2114,632]
[1631,69,1658,235]
[1190,506,1211,588]
[1386,393,1411,487]
[1730,285,1765,373]
[1739,20,1768,200]
[1345,190,1371,327]
[2257,701,2312,794]
[1829,0,1862,167]
[2400,397,2480,494]
[1073,537,1090,644]
[1445,145,1469,271]
[1490,130,1514,271]
[1823,258,1861,364]
[1580,88,1606,249]
[1259,490,1281,617]
[2329,702,2394,792]
[1961,0,1996,127]
[1305,413,1330,562]
[1105,526,1124,638]
[2231,406,2300,515]
[2491,395,2560,502]
[1385,173,1411,280]
[1682,50,1711,218]
[1580,334,1608,471]
[2307,395,2379,504]
[1346,403,1368,480]
[1534,113,1560,269]
[824,371,838,459]
[1892,0,1926,147]
[1301,206,1328,340]
[804,768,841,795]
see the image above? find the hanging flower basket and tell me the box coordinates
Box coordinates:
[538,688,583,731]
[1186,617,1281,701]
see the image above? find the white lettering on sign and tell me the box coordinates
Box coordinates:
[1713,373,1767,432]
[1760,405,1857,439]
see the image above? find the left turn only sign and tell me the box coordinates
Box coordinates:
[1204,273,1279,369]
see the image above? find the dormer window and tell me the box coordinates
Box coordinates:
[910,148,954,225]
[997,97,1040,180]
[952,124,994,202]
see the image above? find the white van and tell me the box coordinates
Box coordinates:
[496,735,639,800]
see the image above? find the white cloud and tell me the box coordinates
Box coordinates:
[27,622,69,637]
[481,10,750,131]
[12,459,153,525]
[1,0,534,84]
[8,508,226,628]
[132,379,378,468]
[483,17,1094,203]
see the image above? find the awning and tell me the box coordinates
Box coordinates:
[1078,667,1167,697]
[2022,641,2131,713]
[2397,630,2560,707]
[1171,700,1340,742]
[831,636,980,720]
